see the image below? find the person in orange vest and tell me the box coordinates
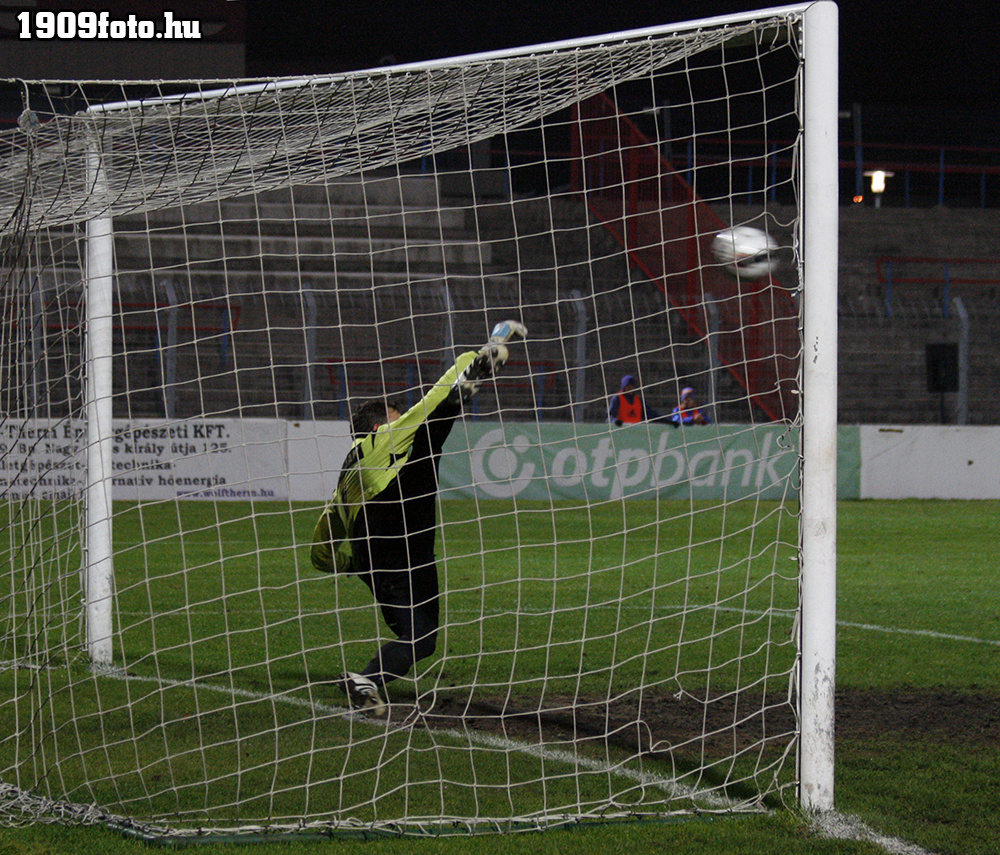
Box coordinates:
[670,386,711,426]
[608,374,666,425]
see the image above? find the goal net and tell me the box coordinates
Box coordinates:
[0,3,838,839]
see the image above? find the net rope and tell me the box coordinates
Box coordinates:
[1,12,806,837]
[0,24,764,231]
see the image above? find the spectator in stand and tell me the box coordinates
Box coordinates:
[670,387,711,426]
[608,374,667,426]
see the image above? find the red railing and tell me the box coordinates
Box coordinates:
[875,256,1000,315]
[876,256,1000,289]
[39,296,240,365]
[570,94,799,422]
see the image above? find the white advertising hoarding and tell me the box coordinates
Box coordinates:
[4,420,995,504]
[1,418,289,501]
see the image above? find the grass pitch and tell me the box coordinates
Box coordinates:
[2,498,998,855]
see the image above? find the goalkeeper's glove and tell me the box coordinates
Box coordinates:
[488,320,528,345]
[454,320,527,402]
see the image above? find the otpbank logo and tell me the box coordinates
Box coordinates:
[467,426,795,500]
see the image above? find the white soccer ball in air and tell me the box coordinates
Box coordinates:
[711,226,779,279]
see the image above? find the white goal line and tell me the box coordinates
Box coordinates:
[98,666,742,813]
[0,658,746,813]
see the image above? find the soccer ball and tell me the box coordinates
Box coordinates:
[711,226,779,279]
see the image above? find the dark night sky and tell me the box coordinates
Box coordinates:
[245,0,998,110]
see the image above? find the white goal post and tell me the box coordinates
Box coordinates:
[1,2,837,837]
[798,1,839,812]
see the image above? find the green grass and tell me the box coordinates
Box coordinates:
[823,499,1000,855]
[836,499,999,688]
[2,499,998,854]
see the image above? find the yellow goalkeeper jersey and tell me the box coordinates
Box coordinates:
[319,351,477,573]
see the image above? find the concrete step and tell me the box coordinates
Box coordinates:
[112,231,494,274]
[120,200,469,235]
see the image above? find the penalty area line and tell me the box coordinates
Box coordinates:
[835,620,1000,646]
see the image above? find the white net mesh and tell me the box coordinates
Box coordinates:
[1,10,811,839]
[1,28,741,231]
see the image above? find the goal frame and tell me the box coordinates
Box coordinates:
[797,1,839,812]
[73,0,838,816]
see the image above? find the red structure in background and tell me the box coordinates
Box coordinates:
[570,94,800,423]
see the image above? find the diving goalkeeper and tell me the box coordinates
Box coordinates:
[310,321,527,714]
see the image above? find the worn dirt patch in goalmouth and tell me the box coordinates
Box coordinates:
[412,687,999,756]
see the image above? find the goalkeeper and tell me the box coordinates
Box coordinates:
[310,321,527,714]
